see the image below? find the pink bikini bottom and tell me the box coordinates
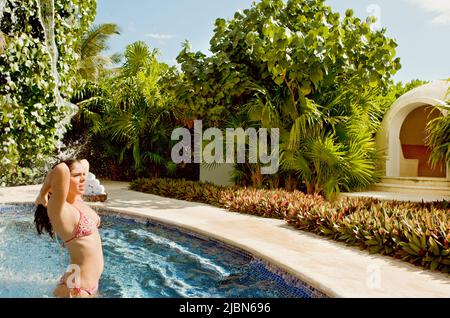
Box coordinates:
[58,272,99,297]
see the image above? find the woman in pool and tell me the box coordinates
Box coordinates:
[34,159,103,298]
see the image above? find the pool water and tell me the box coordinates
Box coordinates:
[0,204,321,298]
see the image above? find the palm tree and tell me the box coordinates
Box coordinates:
[104,41,178,177]
[65,23,120,146]
[76,23,120,82]
[242,81,383,198]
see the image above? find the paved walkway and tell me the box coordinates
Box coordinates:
[342,191,449,202]
[1,181,449,298]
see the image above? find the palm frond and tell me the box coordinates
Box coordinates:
[77,23,120,81]
[426,105,450,166]
[79,23,120,59]
[143,152,165,165]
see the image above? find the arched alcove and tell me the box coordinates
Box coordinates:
[399,106,445,177]
[377,80,449,180]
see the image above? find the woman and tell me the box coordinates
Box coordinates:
[34,159,104,298]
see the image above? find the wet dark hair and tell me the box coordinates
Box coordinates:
[34,159,81,238]
[34,203,54,238]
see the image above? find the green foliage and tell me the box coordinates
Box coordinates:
[175,40,251,128]
[76,23,120,81]
[131,177,450,273]
[426,82,450,166]
[70,41,181,179]
[385,79,429,102]
[0,0,96,185]
[286,197,449,272]
[103,42,179,176]
[62,22,121,178]
[426,109,450,166]
[176,0,402,197]
[130,177,231,207]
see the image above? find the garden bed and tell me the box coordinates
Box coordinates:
[130,178,450,273]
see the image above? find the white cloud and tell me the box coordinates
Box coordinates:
[146,33,175,40]
[403,0,450,25]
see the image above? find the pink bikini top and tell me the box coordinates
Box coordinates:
[63,206,101,247]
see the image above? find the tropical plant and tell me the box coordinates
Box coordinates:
[76,23,120,82]
[64,22,119,144]
[0,0,96,185]
[384,79,429,103]
[426,83,450,167]
[98,41,179,177]
[131,177,449,273]
[177,0,401,197]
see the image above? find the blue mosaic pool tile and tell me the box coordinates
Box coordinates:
[92,207,328,297]
[3,203,328,298]
[0,203,34,213]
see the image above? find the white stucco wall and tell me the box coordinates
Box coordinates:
[376,80,450,179]
[199,163,235,186]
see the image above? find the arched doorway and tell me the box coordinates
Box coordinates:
[379,80,450,180]
[399,105,446,177]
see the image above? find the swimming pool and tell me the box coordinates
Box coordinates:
[0,203,326,298]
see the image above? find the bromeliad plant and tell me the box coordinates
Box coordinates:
[130,177,324,219]
[221,187,324,219]
[286,197,450,272]
[131,178,450,273]
[130,177,230,207]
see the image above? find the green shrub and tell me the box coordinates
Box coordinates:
[130,178,229,207]
[286,197,449,272]
[0,0,96,185]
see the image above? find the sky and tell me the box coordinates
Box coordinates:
[94,0,450,83]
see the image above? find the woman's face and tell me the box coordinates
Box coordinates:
[68,162,86,196]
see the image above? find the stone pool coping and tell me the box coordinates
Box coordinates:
[1,181,449,298]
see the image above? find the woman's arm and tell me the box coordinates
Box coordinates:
[35,168,54,207]
[35,163,70,208]
[46,163,70,215]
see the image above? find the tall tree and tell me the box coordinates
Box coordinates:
[176,0,401,197]
[76,23,120,82]
[87,41,178,177]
